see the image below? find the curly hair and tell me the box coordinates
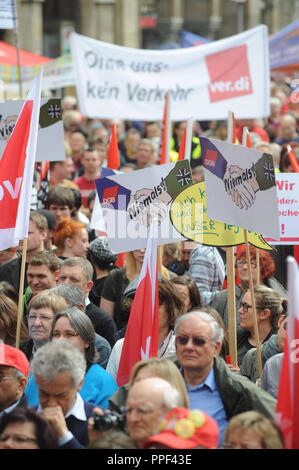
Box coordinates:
[236,245,275,281]
[54,218,86,255]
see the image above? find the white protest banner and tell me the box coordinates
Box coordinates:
[95,160,193,253]
[265,173,299,245]
[0,0,17,30]
[0,98,65,162]
[201,136,280,240]
[70,25,270,120]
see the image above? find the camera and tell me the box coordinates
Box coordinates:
[93,411,126,431]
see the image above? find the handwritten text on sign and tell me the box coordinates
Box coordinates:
[265,173,299,245]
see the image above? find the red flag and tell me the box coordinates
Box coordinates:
[159,93,171,164]
[178,128,187,160]
[107,123,120,170]
[0,69,42,250]
[228,111,237,144]
[275,257,299,448]
[116,223,160,386]
[287,145,299,173]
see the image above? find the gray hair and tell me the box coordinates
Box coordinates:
[61,257,94,282]
[51,306,99,365]
[50,284,86,311]
[31,339,86,387]
[162,383,184,409]
[174,311,224,344]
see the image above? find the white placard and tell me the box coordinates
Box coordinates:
[202,136,280,240]
[70,25,270,120]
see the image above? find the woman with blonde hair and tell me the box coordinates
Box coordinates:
[237,285,283,366]
[222,411,284,449]
[100,248,171,329]
[109,357,189,412]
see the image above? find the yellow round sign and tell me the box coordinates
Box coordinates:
[170,182,272,250]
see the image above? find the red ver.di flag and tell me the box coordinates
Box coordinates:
[0,68,42,250]
[116,221,160,387]
[275,257,299,449]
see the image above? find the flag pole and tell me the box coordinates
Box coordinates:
[184,117,193,159]
[243,127,260,285]
[241,127,263,377]
[165,90,171,164]
[244,229,263,378]
[13,0,23,98]
[15,237,27,349]
[226,111,238,367]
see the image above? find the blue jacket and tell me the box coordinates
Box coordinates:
[26,363,118,408]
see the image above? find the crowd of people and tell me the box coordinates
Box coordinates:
[0,75,297,451]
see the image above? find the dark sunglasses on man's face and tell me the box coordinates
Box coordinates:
[175,335,209,347]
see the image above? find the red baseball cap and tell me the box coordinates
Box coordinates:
[143,407,219,449]
[0,343,30,378]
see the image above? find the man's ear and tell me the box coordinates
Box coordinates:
[76,378,84,393]
[214,341,222,358]
[86,280,93,292]
[17,377,27,396]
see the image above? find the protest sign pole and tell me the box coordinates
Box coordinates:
[242,127,260,285]
[165,91,171,164]
[241,127,263,377]
[15,237,27,349]
[243,229,263,377]
[225,110,238,367]
[184,117,193,159]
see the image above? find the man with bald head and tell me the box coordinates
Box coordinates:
[125,377,183,448]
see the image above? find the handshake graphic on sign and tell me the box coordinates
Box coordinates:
[223,163,260,210]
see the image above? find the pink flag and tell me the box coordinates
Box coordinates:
[275,257,299,448]
[107,123,120,170]
[116,222,160,386]
[0,68,42,251]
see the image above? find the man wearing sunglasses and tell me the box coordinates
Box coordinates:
[174,311,277,446]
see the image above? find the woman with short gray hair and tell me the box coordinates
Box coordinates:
[26,307,118,409]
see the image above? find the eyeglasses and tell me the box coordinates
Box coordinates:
[236,259,257,268]
[175,335,209,347]
[28,314,53,323]
[239,302,264,313]
[0,375,17,382]
[0,434,38,444]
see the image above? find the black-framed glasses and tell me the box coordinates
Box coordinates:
[240,302,264,313]
[176,335,209,347]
